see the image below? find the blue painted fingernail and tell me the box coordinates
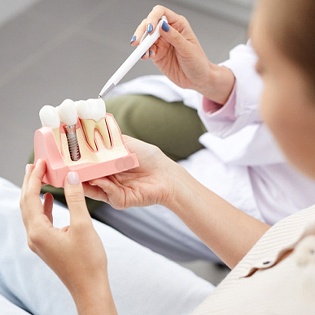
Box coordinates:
[130,35,136,44]
[162,21,170,32]
[149,50,153,56]
[147,23,153,33]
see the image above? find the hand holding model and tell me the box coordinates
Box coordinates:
[20,160,117,315]
[83,135,178,209]
[84,135,269,268]
[131,5,235,104]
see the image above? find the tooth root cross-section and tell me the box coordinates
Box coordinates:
[81,118,111,151]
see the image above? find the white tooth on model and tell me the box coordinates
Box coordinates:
[39,105,60,129]
[76,98,111,150]
[58,99,78,126]
[58,99,81,161]
[39,105,61,149]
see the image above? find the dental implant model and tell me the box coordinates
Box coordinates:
[58,99,81,161]
[33,98,138,187]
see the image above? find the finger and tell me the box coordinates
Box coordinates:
[43,193,54,223]
[20,160,47,222]
[148,45,157,58]
[64,172,92,226]
[131,5,179,46]
[145,5,178,31]
[141,49,152,60]
[82,182,110,203]
[131,19,147,46]
[87,177,121,207]
[21,163,35,199]
[26,159,46,196]
[158,19,190,53]
[89,177,115,194]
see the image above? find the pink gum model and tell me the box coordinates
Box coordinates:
[34,113,139,187]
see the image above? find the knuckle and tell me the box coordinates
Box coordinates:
[152,5,166,18]
[28,230,40,244]
[27,239,37,252]
[178,14,190,27]
[153,4,162,11]
[27,230,42,251]
[74,220,90,232]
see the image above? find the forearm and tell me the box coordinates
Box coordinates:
[163,163,270,269]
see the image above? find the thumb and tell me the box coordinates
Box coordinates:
[64,171,91,226]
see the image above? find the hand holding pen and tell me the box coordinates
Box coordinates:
[126,5,215,97]
[99,5,228,103]
[99,15,167,97]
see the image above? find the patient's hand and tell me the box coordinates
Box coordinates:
[83,135,180,210]
[20,160,117,314]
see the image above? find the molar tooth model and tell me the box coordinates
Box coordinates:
[34,98,138,188]
[76,98,111,150]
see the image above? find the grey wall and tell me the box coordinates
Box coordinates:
[0,0,41,26]
[168,0,256,24]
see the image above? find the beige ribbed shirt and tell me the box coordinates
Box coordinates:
[193,205,315,315]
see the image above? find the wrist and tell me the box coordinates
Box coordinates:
[198,63,235,105]
[71,272,117,314]
[161,162,197,214]
[73,284,117,315]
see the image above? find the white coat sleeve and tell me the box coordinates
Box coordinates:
[197,42,287,165]
[197,41,263,138]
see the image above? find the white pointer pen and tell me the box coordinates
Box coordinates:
[99,16,167,98]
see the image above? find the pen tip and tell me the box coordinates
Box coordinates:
[99,82,116,99]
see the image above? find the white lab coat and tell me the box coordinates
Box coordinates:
[106,43,315,225]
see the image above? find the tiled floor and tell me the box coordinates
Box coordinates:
[0,0,248,283]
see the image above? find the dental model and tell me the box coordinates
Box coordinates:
[76,98,111,151]
[33,98,138,187]
[58,99,81,161]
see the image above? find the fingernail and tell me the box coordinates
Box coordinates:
[25,164,31,173]
[36,159,42,166]
[162,21,170,32]
[130,35,136,44]
[147,23,153,33]
[149,50,153,56]
[67,171,80,185]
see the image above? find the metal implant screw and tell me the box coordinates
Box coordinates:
[65,125,81,161]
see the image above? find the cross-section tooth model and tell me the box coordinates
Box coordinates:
[76,98,111,150]
[34,98,138,187]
